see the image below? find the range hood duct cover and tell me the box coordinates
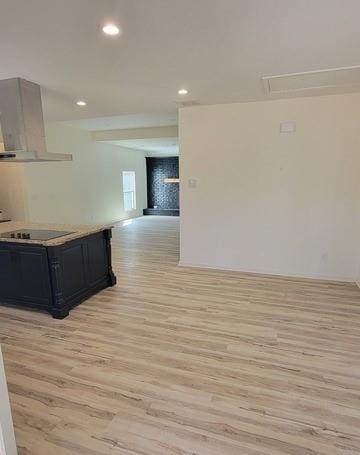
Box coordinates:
[0,78,72,162]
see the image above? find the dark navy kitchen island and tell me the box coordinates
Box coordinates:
[0,222,116,318]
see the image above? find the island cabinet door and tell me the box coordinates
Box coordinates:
[16,246,52,306]
[86,232,109,287]
[49,240,89,304]
[0,243,52,307]
[0,245,18,299]
[47,231,112,309]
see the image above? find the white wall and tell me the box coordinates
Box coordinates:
[0,348,17,455]
[0,164,28,221]
[356,203,360,288]
[0,123,147,225]
[180,93,360,281]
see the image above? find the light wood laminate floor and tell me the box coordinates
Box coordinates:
[1,216,360,454]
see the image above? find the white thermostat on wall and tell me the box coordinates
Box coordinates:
[280,121,296,133]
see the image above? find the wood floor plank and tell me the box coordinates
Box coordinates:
[1,216,360,454]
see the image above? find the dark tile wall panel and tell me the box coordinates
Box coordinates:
[146,157,179,209]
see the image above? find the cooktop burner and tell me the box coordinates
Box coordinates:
[0,229,74,241]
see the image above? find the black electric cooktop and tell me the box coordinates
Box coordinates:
[0,229,74,241]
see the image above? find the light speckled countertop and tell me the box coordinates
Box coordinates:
[0,222,113,246]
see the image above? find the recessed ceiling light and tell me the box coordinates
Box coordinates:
[178,88,188,95]
[76,100,87,106]
[102,23,120,36]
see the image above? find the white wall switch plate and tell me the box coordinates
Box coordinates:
[188,179,197,188]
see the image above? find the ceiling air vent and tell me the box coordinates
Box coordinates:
[262,65,360,94]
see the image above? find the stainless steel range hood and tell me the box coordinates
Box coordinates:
[0,78,72,162]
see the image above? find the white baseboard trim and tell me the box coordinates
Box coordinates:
[178,261,354,283]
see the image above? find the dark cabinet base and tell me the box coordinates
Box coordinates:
[0,229,116,318]
[51,307,70,319]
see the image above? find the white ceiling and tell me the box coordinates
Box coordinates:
[107,138,179,156]
[1,0,360,123]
